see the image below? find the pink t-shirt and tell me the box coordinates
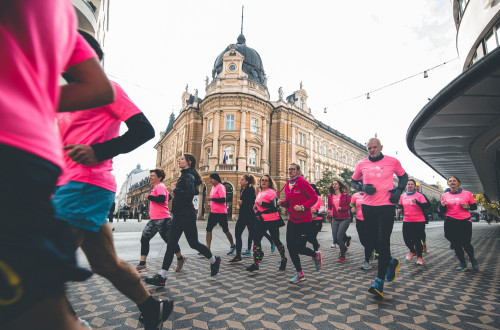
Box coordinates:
[0,2,97,168]
[56,82,141,192]
[210,183,227,214]
[255,189,280,221]
[441,190,475,221]
[399,192,426,222]
[330,194,340,212]
[149,183,170,220]
[352,155,406,206]
[351,192,365,220]
[311,196,324,221]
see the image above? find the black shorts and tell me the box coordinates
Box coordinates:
[0,144,92,325]
[207,212,229,232]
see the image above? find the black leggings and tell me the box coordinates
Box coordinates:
[402,222,425,257]
[234,213,273,256]
[444,217,474,264]
[161,212,212,271]
[286,221,316,272]
[362,204,396,280]
[140,218,180,256]
[307,220,323,251]
[252,220,286,266]
[355,220,373,262]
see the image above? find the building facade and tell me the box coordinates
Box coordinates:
[154,34,366,219]
[72,0,109,47]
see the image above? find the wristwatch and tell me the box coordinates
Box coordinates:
[301,205,305,211]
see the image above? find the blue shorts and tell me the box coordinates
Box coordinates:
[52,181,115,232]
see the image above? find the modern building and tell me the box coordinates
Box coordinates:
[115,164,149,213]
[407,0,500,202]
[154,33,367,219]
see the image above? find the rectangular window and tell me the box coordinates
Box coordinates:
[315,141,319,153]
[299,159,306,173]
[208,118,213,133]
[250,118,259,133]
[225,115,235,130]
[315,164,319,180]
[298,133,305,146]
[485,31,498,54]
[323,145,327,156]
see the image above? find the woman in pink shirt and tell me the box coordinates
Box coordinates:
[439,176,479,271]
[246,175,288,272]
[397,179,428,266]
[327,180,352,263]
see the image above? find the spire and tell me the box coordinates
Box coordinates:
[241,5,244,35]
[237,5,246,44]
[166,111,175,134]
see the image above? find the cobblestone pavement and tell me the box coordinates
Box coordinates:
[67,222,500,329]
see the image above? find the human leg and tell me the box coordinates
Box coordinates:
[336,219,350,257]
[234,216,247,258]
[267,221,287,269]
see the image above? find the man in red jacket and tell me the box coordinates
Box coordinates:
[280,163,323,283]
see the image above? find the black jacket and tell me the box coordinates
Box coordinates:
[171,168,199,216]
[239,185,256,216]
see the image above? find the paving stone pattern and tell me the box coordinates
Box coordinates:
[67,224,500,329]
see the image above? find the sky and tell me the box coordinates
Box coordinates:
[103,0,460,190]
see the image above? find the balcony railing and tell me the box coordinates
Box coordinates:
[246,166,263,174]
[199,165,209,172]
[216,164,237,171]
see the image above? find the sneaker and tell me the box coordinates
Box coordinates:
[456,263,468,271]
[290,272,305,284]
[210,256,221,276]
[386,258,401,282]
[139,299,174,330]
[331,243,337,248]
[77,317,92,329]
[338,255,346,263]
[227,245,236,255]
[229,256,242,263]
[198,252,203,257]
[346,236,352,247]
[422,243,427,253]
[242,249,251,256]
[470,258,480,271]
[313,251,323,271]
[368,277,384,298]
[246,263,260,272]
[175,256,187,272]
[145,274,166,287]
[136,264,148,273]
[279,257,287,271]
[361,261,371,270]
[370,250,375,261]
[271,243,276,253]
[416,257,424,266]
[406,251,416,261]
[374,252,379,260]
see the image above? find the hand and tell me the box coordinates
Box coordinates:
[461,203,470,210]
[294,205,302,211]
[238,200,242,206]
[207,196,212,201]
[257,201,263,206]
[64,144,98,165]
[311,208,318,213]
[441,200,447,207]
[144,193,150,199]
[411,199,417,203]
[362,184,376,195]
[327,210,332,216]
[397,209,402,214]
[389,188,402,204]
[169,184,176,191]
[338,207,342,211]
[351,207,356,213]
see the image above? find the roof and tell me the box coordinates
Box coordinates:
[406,46,500,202]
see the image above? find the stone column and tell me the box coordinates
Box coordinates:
[261,116,268,173]
[210,111,221,170]
[291,125,296,164]
[199,115,207,167]
[237,111,247,171]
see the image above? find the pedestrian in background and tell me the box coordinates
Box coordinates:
[328,180,352,263]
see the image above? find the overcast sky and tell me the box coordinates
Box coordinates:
[104,0,460,190]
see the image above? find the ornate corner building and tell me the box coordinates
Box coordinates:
[155,34,366,219]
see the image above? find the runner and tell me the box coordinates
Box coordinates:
[308,184,325,252]
[206,173,236,255]
[136,169,187,273]
[145,154,221,287]
[328,180,352,263]
[280,163,322,283]
[415,182,430,253]
[397,179,428,266]
[351,191,373,270]
[246,175,288,272]
[51,31,173,329]
[351,138,408,298]
[440,176,480,271]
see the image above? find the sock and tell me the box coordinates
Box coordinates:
[138,296,157,312]
[139,261,146,266]
[160,269,167,278]
[298,271,304,275]
[177,256,183,261]
[209,256,216,264]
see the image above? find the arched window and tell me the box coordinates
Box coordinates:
[222,145,234,164]
[249,148,257,166]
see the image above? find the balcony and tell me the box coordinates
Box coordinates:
[72,0,98,33]
[246,166,263,174]
[199,165,209,173]
[216,164,237,171]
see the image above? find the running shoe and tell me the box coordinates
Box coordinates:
[271,243,276,253]
[136,264,148,273]
[198,252,204,257]
[338,255,346,263]
[346,236,352,247]
[242,249,251,256]
[331,243,337,248]
[139,298,174,330]
[361,261,371,270]
[144,274,166,287]
[416,257,424,266]
[229,256,242,263]
[227,245,236,255]
[279,257,287,271]
[246,263,259,272]
[368,277,384,298]
[210,256,221,276]
[406,251,416,261]
[386,258,401,282]
[456,263,468,271]
[470,258,480,271]
[175,256,187,272]
[313,251,323,271]
[77,317,92,329]
[422,243,427,253]
[289,272,305,284]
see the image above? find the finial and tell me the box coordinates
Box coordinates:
[241,5,244,35]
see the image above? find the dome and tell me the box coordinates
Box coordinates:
[212,34,266,86]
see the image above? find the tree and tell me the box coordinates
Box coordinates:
[339,168,355,195]
[429,198,440,214]
[473,194,499,217]
[315,169,335,197]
